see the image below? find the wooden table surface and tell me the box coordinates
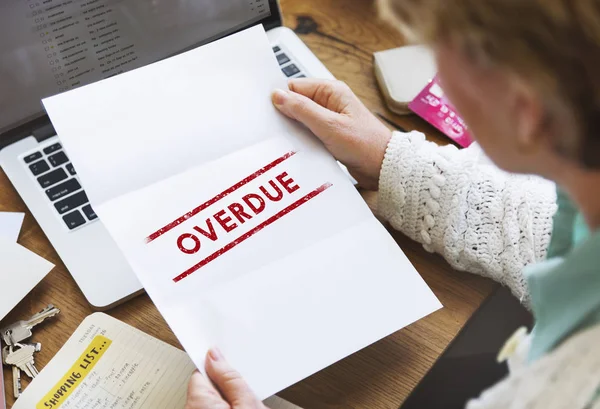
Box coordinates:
[0,1,497,408]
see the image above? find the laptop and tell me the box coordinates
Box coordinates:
[0,0,334,309]
[400,286,533,409]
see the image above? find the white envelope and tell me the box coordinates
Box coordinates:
[0,212,25,242]
[43,26,442,399]
[0,238,54,321]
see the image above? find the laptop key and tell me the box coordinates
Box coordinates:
[54,191,88,214]
[45,178,81,201]
[297,74,306,78]
[66,163,76,176]
[43,143,62,155]
[48,151,68,167]
[24,152,42,164]
[37,168,68,188]
[62,210,86,230]
[276,53,290,65]
[82,204,98,221]
[282,64,300,77]
[29,160,50,176]
[272,46,281,53]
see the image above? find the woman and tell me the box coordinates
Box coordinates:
[185,0,600,407]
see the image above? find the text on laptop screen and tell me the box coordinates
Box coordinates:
[0,0,271,133]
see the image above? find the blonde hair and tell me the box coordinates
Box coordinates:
[379,0,600,168]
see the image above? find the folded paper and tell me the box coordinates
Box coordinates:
[43,25,442,399]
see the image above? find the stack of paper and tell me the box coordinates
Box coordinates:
[43,26,441,399]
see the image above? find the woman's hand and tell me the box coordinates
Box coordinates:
[185,349,268,409]
[272,79,392,190]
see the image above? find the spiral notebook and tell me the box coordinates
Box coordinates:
[12,313,300,409]
[13,313,195,409]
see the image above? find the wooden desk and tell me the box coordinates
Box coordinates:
[0,1,497,407]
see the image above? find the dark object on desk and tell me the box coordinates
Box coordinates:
[375,112,408,133]
[400,286,533,409]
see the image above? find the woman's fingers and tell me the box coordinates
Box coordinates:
[272,88,336,135]
[205,348,264,408]
[272,78,393,191]
[288,78,355,112]
[185,370,230,409]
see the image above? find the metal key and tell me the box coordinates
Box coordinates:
[2,343,40,363]
[2,345,22,398]
[29,342,42,353]
[1,345,10,364]
[12,364,22,398]
[5,343,39,379]
[1,304,60,345]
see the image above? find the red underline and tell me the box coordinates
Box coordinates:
[146,151,297,243]
[173,182,333,283]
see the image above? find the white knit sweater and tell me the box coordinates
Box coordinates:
[378,131,557,306]
[376,131,600,409]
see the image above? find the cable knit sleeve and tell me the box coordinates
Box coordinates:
[377,131,558,305]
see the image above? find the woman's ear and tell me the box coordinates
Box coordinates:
[511,80,546,154]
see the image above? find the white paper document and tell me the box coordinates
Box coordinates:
[0,238,54,321]
[0,212,25,242]
[43,26,442,399]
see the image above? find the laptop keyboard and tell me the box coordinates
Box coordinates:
[273,45,306,79]
[23,45,303,232]
[24,142,97,231]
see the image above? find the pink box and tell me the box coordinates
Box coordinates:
[408,75,473,148]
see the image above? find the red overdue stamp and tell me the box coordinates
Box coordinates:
[145,151,333,283]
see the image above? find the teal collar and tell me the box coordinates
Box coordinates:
[526,229,600,361]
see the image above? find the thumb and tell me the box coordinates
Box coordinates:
[186,370,229,409]
[205,348,260,407]
[272,88,337,135]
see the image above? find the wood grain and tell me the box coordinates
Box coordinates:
[0,1,496,407]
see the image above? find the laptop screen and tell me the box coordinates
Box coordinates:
[0,0,274,134]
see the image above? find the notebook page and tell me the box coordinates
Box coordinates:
[13,313,195,409]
